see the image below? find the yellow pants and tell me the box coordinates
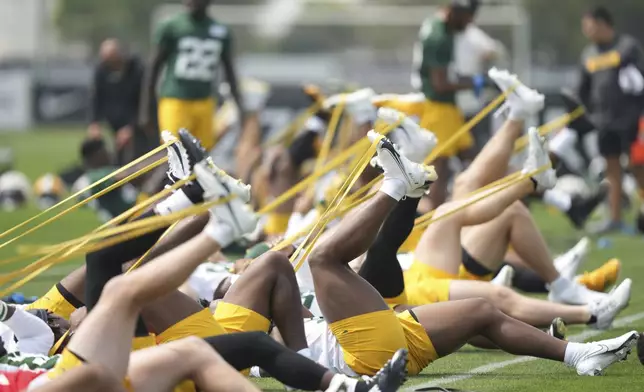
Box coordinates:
[420,100,471,158]
[158,98,216,150]
[157,308,226,344]
[214,301,271,334]
[403,260,452,306]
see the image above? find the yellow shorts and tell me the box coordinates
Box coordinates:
[399,228,422,254]
[403,260,452,306]
[214,302,271,334]
[157,308,227,344]
[264,213,292,236]
[158,98,216,150]
[384,291,408,309]
[396,311,438,375]
[329,310,408,376]
[420,100,471,158]
[458,264,494,282]
[26,285,78,321]
[48,349,134,391]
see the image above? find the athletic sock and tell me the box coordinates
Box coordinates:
[548,275,572,293]
[154,182,204,215]
[543,189,572,212]
[563,342,586,366]
[203,220,235,249]
[359,197,420,298]
[511,265,548,293]
[204,332,327,391]
[380,178,406,201]
[0,301,9,321]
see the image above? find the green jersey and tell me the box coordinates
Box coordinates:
[412,17,455,103]
[73,167,137,222]
[156,13,231,100]
[0,352,60,370]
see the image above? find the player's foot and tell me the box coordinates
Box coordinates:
[324,88,377,125]
[637,332,644,365]
[357,349,408,392]
[368,131,437,198]
[573,331,638,376]
[587,278,631,330]
[577,259,621,292]
[491,265,514,287]
[548,278,608,305]
[554,237,590,281]
[377,107,438,164]
[566,185,608,229]
[162,130,202,182]
[195,164,257,240]
[488,68,544,119]
[548,317,567,340]
[522,127,556,191]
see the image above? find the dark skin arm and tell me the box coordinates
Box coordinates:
[430,67,474,94]
[140,46,170,130]
[221,35,245,126]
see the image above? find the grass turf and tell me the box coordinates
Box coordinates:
[1,129,644,391]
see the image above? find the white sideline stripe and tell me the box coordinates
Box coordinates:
[404,311,644,392]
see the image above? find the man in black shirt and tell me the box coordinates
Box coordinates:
[578,7,644,233]
[88,39,153,165]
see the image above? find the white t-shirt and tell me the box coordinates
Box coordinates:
[304,317,357,377]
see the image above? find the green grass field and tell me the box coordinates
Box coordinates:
[1,129,644,391]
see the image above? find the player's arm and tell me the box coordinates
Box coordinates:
[577,50,592,108]
[427,40,476,94]
[140,23,172,128]
[221,33,246,123]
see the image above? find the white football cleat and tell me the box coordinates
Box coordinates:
[161,130,192,182]
[488,67,545,119]
[491,265,515,287]
[522,127,556,192]
[549,279,608,305]
[554,237,590,281]
[368,130,437,198]
[377,107,438,164]
[573,331,639,376]
[587,278,631,330]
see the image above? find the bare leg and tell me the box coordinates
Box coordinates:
[448,280,591,327]
[32,364,126,392]
[415,179,535,275]
[453,119,523,199]
[413,298,567,360]
[221,251,308,351]
[606,156,623,223]
[309,193,398,322]
[128,337,259,392]
[67,231,222,378]
[461,201,560,283]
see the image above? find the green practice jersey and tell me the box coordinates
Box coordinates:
[74,167,137,222]
[157,13,231,100]
[411,17,456,103]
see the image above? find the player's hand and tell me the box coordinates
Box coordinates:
[115,126,134,149]
[472,74,487,98]
[87,123,103,139]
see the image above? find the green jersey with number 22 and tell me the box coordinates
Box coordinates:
[157,13,230,100]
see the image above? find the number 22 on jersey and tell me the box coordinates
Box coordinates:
[175,37,222,81]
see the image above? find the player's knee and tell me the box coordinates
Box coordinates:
[490,286,518,312]
[181,336,223,363]
[101,276,139,308]
[507,200,530,218]
[468,297,500,321]
[255,251,293,275]
[83,364,123,391]
[308,245,334,270]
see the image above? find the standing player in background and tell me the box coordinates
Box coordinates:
[577,6,644,234]
[411,0,486,211]
[141,0,245,151]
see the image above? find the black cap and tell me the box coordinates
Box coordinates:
[80,138,106,160]
[450,0,480,14]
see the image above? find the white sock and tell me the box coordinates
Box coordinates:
[547,275,571,292]
[508,106,527,121]
[564,342,586,366]
[0,301,8,321]
[543,189,572,212]
[203,219,234,248]
[380,177,406,201]
[154,189,194,216]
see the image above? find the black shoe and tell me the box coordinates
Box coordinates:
[560,88,596,135]
[178,128,208,166]
[362,349,408,392]
[566,185,608,229]
[636,211,644,234]
[638,332,644,365]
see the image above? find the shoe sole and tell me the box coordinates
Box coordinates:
[548,317,567,340]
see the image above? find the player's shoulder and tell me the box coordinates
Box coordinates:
[207,18,230,39]
[420,16,445,39]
